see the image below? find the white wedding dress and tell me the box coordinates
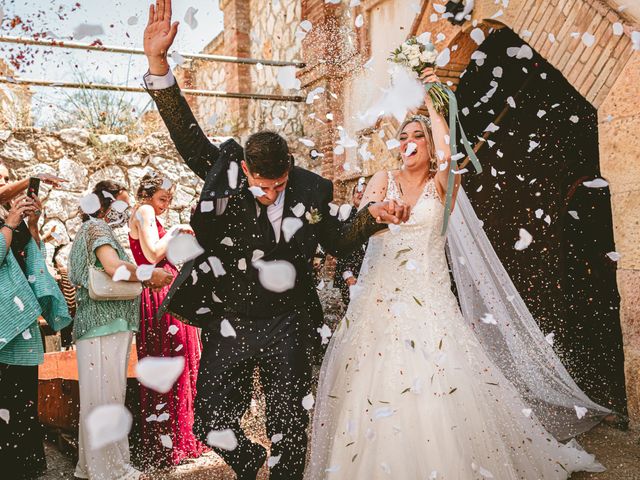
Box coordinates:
[305,173,605,480]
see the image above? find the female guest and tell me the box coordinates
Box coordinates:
[0,162,72,479]
[69,180,173,480]
[128,171,207,468]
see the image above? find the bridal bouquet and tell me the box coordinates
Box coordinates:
[388,36,449,114]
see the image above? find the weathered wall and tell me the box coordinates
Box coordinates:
[0,128,202,268]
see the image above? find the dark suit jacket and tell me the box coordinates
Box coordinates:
[147,82,385,339]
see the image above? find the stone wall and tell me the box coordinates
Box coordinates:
[0,127,202,268]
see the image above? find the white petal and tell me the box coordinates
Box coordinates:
[184,6,199,30]
[86,404,132,450]
[291,202,306,217]
[514,228,533,250]
[522,408,533,418]
[606,251,621,262]
[302,393,315,410]
[220,237,234,246]
[480,313,497,325]
[220,319,237,338]
[545,332,555,346]
[112,265,131,282]
[253,259,296,292]
[249,186,266,197]
[436,47,451,67]
[167,325,179,336]
[238,258,247,271]
[13,296,24,312]
[282,217,303,242]
[160,434,173,448]
[207,429,238,450]
[355,14,364,28]
[470,28,485,45]
[583,178,608,188]
[136,264,155,281]
[136,356,185,394]
[276,66,301,90]
[167,234,205,265]
[208,256,227,277]
[79,193,101,214]
[581,32,595,47]
[574,405,588,419]
[268,454,282,467]
[73,23,104,40]
[0,409,9,424]
[338,204,353,221]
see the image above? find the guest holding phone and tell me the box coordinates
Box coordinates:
[0,161,72,479]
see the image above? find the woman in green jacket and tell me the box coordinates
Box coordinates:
[0,161,73,479]
[69,180,172,480]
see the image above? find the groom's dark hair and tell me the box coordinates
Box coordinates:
[244,131,293,179]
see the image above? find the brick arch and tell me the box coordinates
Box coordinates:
[410,0,635,108]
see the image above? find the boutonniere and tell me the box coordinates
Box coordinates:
[305,207,322,224]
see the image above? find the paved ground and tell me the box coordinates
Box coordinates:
[42,422,639,479]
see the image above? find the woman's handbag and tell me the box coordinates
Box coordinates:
[88,265,143,301]
[85,225,143,301]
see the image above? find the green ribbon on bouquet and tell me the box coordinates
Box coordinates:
[424,82,482,235]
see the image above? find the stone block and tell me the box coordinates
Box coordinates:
[598,115,640,195]
[1,137,35,163]
[45,190,82,222]
[617,268,640,348]
[57,156,88,192]
[88,165,127,188]
[58,128,90,147]
[598,52,640,120]
[610,189,640,271]
[623,346,640,428]
[34,136,64,163]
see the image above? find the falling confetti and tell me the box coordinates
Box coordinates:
[13,296,25,312]
[253,259,296,292]
[282,217,303,242]
[302,393,315,410]
[0,409,9,424]
[583,178,608,188]
[86,404,132,451]
[207,429,238,450]
[112,265,131,282]
[79,193,101,214]
[167,234,205,265]
[514,228,533,251]
[220,319,237,338]
[184,7,199,30]
[136,357,186,393]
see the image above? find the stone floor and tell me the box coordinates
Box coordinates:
[41,423,639,479]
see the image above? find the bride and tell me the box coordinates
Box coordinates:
[305,69,610,479]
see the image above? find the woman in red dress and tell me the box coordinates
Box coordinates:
[129,171,207,468]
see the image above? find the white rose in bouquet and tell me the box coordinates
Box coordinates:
[388,35,450,115]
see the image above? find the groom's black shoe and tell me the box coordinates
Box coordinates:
[235,442,267,480]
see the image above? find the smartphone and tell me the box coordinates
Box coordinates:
[27,176,41,198]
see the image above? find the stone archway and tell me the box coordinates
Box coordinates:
[410,0,640,426]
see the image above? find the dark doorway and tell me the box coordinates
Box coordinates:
[455,27,627,414]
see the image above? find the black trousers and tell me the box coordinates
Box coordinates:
[194,309,313,480]
[0,363,46,480]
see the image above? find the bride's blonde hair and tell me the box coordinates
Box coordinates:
[397,114,438,174]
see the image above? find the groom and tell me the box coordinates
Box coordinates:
[143,2,409,479]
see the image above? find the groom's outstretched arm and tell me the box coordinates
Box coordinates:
[317,179,408,257]
[143,0,218,180]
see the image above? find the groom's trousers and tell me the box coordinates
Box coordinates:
[193,308,313,480]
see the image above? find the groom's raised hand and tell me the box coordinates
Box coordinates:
[144,0,179,75]
[369,199,410,224]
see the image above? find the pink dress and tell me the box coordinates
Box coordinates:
[130,219,208,468]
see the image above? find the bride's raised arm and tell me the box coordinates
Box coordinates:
[420,68,461,209]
